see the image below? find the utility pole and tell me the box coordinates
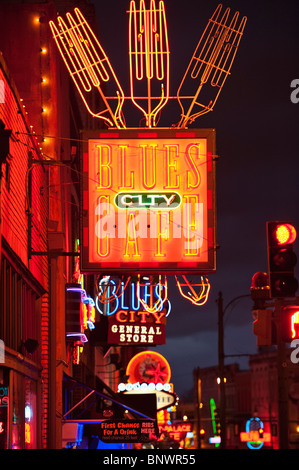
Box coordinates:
[216,292,251,449]
[275,300,289,449]
[193,367,201,449]
[217,291,226,449]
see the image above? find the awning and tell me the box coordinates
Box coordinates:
[62,373,157,421]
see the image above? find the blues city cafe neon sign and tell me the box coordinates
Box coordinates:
[80,129,216,275]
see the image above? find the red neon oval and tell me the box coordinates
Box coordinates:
[126,350,171,385]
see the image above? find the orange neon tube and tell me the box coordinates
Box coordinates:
[175,275,210,306]
[49,8,125,128]
[129,0,170,127]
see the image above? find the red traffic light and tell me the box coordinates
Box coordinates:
[267,222,298,298]
[268,222,297,246]
[275,224,296,245]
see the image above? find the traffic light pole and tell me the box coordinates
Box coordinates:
[217,291,251,449]
[217,291,226,449]
[193,367,201,449]
[275,301,289,449]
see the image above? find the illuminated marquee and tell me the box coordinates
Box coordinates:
[118,382,176,412]
[80,128,216,275]
[159,423,192,442]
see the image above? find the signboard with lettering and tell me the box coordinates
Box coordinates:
[118,382,177,411]
[98,419,159,443]
[107,309,166,345]
[159,423,192,441]
[80,128,216,275]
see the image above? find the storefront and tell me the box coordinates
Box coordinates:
[0,348,42,449]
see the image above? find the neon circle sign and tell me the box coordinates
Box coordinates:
[126,350,171,385]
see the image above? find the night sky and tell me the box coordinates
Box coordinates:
[93,0,299,397]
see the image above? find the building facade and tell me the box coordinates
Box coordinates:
[185,348,299,449]
[0,0,131,449]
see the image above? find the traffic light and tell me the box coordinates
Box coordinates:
[252,309,273,346]
[267,222,298,298]
[280,306,299,343]
[199,428,205,439]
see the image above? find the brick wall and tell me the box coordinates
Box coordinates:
[0,55,50,448]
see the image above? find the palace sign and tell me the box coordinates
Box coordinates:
[80,129,216,274]
[159,423,192,442]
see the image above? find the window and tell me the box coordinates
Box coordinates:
[0,255,40,363]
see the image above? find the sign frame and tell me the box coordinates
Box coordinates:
[80,128,216,275]
[98,419,159,443]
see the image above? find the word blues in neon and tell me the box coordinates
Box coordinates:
[96,279,168,316]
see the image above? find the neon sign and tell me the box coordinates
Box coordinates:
[240,417,271,449]
[118,382,172,392]
[210,398,220,448]
[291,310,299,338]
[118,382,176,412]
[96,277,170,316]
[66,284,95,337]
[49,4,246,129]
[108,311,166,345]
[81,129,215,275]
[0,387,8,407]
[114,192,181,209]
[128,0,170,128]
[49,8,125,129]
[159,423,192,442]
[126,350,171,385]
